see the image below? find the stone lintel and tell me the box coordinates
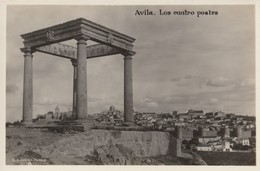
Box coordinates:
[21,18,135,51]
[35,43,129,60]
[35,43,77,59]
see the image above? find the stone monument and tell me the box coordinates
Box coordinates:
[20,18,136,126]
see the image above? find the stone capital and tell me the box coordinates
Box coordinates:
[71,59,77,67]
[75,35,90,43]
[121,51,136,57]
[20,47,35,54]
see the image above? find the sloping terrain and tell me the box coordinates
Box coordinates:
[6,127,201,165]
[197,151,256,165]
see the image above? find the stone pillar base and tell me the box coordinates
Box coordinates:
[124,121,136,126]
[74,119,93,123]
[20,121,33,126]
[74,119,94,131]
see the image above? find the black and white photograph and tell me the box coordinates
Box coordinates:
[2,1,258,167]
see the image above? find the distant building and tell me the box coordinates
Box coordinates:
[142,112,157,119]
[159,113,174,119]
[55,106,60,119]
[199,126,218,137]
[177,113,192,120]
[187,110,204,119]
[238,138,250,146]
[198,136,220,144]
[93,105,124,123]
[224,118,231,122]
[110,105,115,111]
[246,124,255,129]
[174,122,186,127]
[214,111,226,119]
[199,115,207,119]
[233,126,252,139]
[226,113,236,119]
[205,112,214,118]
[233,137,250,146]
[182,128,194,140]
[212,144,223,151]
[236,117,243,121]
[45,111,54,120]
[222,140,232,151]
[172,111,178,117]
[196,144,212,151]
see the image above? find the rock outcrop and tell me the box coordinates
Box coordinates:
[38,130,178,164]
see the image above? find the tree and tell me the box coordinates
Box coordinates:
[189,138,199,146]
[182,140,189,145]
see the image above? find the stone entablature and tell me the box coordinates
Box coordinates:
[36,43,122,59]
[21,18,135,51]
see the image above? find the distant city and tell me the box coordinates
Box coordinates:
[8,105,255,153]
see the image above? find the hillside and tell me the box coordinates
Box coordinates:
[6,127,201,165]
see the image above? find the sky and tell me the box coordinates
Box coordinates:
[6,5,255,122]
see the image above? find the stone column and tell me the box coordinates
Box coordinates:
[123,52,135,122]
[21,47,34,125]
[76,37,88,120]
[71,59,77,119]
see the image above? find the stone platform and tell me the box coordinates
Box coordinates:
[25,119,95,132]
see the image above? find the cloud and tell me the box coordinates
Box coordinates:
[6,84,19,94]
[206,77,255,89]
[238,78,255,87]
[184,75,193,79]
[138,97,159,107]
[175,81,192,87]
[209,98,219,104]
[146,102,159,107]
[206,76,233,87]
[174,75,203,88]
[171,77,181,82]
[171,75,193,82]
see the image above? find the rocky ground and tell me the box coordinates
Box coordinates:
[6,127,205,165]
